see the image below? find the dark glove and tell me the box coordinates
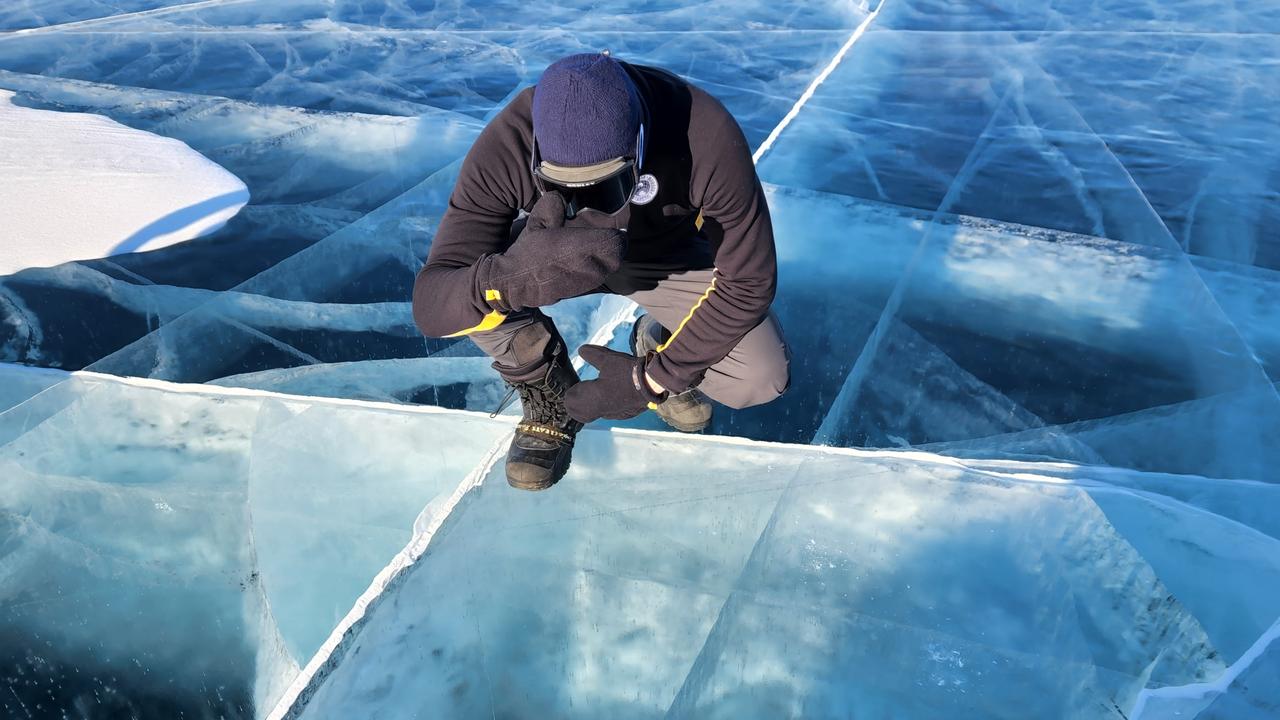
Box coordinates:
[475,192,627,312]
[565,345,668,424]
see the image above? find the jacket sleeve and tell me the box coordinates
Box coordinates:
[646,89,778,393]
[412,99,533,338]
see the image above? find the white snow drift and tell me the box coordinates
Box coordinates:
[0,89,248,275]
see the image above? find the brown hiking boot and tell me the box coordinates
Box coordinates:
[630,313,713,433]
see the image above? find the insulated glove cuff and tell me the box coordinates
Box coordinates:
[644,352,703,396]
[633,353,669,405]
[472,254,513,314]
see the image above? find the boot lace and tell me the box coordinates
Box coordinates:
[517,379,565,426]
[489,375,568,428]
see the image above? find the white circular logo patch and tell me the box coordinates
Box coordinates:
[630,174,659,206]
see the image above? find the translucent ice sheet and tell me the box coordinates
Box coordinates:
[740,3,1280,475]
[0,366,512,718]
[0,0,199,32]
[736,0,1280,471]
[2,1,1279,715]
[758,1,1280,270]
[0,0,864,415]
[281,431,1280,720]
[0,0,862,133]
[3,369,1278,719]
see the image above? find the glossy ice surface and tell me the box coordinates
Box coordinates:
[1,1,1277,718]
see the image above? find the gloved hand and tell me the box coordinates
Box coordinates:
[475,192,627,312]
[565,345,668,424]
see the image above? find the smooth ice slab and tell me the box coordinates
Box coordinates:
[0,89,248,276]
[283,431,1280,720]
[0,365,513,718]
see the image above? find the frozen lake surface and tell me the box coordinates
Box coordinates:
[1,0,1277,718]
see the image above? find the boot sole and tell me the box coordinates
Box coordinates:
[657,415,711,433]
[507,474,558,491]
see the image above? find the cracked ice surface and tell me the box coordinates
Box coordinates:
[3,368,1278,719]
[284,430,1280,720]
[0,1,200,32]
[0,0,1275,483]
[0,365,513,717]
[1,0,1279,717]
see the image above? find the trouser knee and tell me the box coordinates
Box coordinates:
[469,311,567,383]
[691,311,791,410]
[721,363,790,409]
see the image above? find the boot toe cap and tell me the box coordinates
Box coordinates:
[506,459,560,491]
[657,389,713,433]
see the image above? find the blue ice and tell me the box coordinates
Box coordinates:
[1,0,1279,717]
[3,366,1276,718]
[0,365,515,716]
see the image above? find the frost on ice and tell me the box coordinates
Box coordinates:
[1,0,1279,718]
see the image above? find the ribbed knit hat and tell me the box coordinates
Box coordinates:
[532,53,642,179]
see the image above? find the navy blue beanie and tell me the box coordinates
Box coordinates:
[532,53,642,167]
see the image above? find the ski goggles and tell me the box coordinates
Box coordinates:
[530,126,645,218]
[533,158,637,218]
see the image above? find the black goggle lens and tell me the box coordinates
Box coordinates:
[530,125,645,218]
[535,162,637,218]
[562,172,635,217]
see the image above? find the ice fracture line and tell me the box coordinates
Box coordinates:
[0,0,260,37]
[269,7,890,716]
[751,0,886,165]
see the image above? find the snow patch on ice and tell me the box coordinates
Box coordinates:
[0,89,248,276]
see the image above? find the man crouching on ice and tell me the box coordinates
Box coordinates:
[412,52,790,491]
